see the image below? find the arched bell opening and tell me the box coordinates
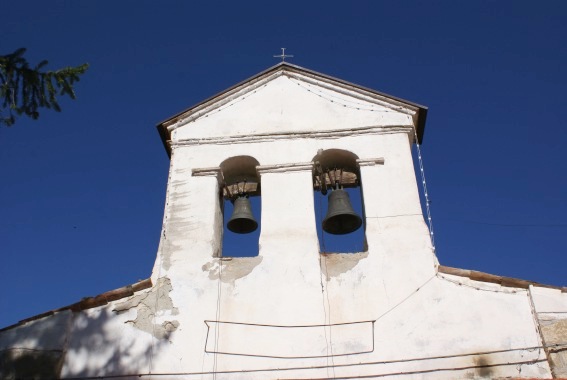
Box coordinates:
[219,156,261,257]
[312,149,367,254]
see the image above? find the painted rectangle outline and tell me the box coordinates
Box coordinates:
[204,320,375,359]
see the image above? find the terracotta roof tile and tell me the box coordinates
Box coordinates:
[438,265,566,292]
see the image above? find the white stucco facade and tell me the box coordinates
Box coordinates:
[1,63,566,379]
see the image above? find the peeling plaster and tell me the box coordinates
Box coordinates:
[113,277,179,339]
[202,256,263,283]
[160,197,194,271]
[125,306,180,340]
[320,252,368,280]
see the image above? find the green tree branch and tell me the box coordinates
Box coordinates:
[0,48,88,126]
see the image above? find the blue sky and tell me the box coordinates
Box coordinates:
[1,1,565,328]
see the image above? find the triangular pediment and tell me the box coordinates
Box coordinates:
[157,63,427,155]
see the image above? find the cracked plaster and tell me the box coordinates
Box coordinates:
[113,277,179,339]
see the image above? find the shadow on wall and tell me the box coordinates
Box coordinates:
[474,355,493,378]
[0,348,63,379]
[0,304,169,379]
[0,310,71,379]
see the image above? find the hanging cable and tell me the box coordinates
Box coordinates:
[437,274,523,294]
[318,253,331,378]
[289,77,400,113]
[318,181,326,252]
[178,84,268,126]
[323,255,337,379]
[412,127,436,252]
[442,218,567,228]
[212,259,223,379]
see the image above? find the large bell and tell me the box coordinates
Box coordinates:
[322,189,362,235]
[227,196,258,234]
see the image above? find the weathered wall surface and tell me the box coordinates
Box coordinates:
[1,66,565,379]
[531,287,567,378]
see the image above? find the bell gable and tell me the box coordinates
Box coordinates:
[157,63,427,156]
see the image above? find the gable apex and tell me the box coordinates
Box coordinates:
[156,62,428,156]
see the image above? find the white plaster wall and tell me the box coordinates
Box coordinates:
[61,307,153,377]
[531,286,567,314]
[2,68,564,379]
[0,311,72,352]
[116,73,556,377]
[172,74,414,141]
[0,311,73,379]
[130,121,553,378]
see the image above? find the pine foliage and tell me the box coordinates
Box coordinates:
[0,48,88,126]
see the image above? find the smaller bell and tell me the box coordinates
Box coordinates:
[227,196,258,234]
[322,188,362,235]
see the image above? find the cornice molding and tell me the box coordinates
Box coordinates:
[192,167,222,179]
[356,158,385,167]
[192,158,387,179]
[172,125,413,147]
[256,162,314,176]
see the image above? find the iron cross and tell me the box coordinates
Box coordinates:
[273,48,294,62]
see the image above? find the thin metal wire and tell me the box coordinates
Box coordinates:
[33,340,567,379]
[437,274,523,294]
[317,185,327,252]
[318,254,331,377]
[318,182,335,377]
[212,260,223,379]
[413,127,436,252]
[323,256,337,379]
[180,85,267,126]
[290,78,396,113]
[443,218,567,228]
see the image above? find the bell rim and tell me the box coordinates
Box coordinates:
[322,213,362,235]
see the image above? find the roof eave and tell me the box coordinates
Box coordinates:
[0,278,153,333]
[438,265,567,292]
[156,62,429,157]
